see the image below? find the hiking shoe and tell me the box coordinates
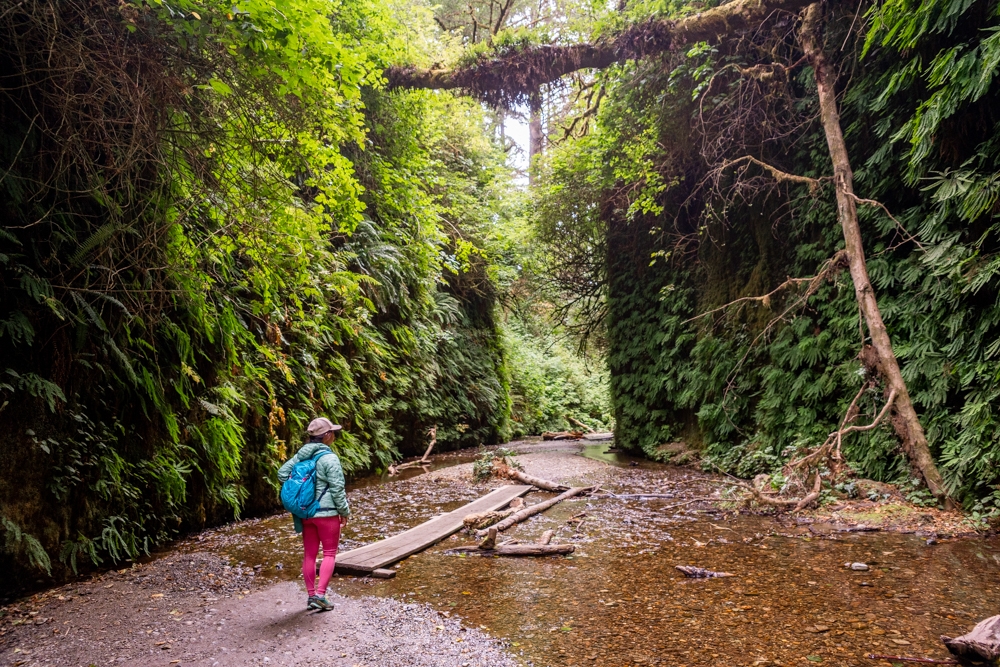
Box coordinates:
[306,595,321,610]
[310,595,334,611]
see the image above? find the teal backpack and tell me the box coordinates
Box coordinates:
[280,448,331,519]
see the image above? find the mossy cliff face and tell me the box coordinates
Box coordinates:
[0,0,518,592]
[594,3,1000,514]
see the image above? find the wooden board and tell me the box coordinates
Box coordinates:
[334,485,531,575]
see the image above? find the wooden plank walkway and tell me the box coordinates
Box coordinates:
[334,485,531,576]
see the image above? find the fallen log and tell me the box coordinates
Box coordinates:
[475,486,594,537]
[537,530,554,545]
[675,565,735,578]
[942,615,1000,663]
[507,469,569,492]
[542,431,584,441]
[446,543,575,557]
[568,417,595,433]
[463,509,514,530]
[492,543,574,556]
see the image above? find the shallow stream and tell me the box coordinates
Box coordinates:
[173,443,1000,667]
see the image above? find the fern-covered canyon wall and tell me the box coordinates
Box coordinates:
[551,0,1000,515]
[0,0,609,590]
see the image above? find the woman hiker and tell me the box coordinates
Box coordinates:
[277,417,351,611]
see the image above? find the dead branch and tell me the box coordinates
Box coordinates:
[866,656,957,665]
[676,566,735,578]
[388,426,437,476]
[568,417,595,433]
[537,530,554,545]
[720,155,824,190]
[507,469,570,492]
[475,486,595,537]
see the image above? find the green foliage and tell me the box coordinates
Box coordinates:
[504,319,612,437]
[533,0,1000,511]
[0,0,573,584]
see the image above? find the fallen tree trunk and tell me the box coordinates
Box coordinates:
[463,509,515,530]
[507,469,569,492]
[798,3,952,508]
[537,530,554,545]
[475,486,594,537]
[491,544,575,556]
[448,543,576,557]
[568,417,595,433]
[542,431,584,441]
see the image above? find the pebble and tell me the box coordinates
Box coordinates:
[846,562,869,571]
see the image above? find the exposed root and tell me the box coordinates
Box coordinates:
[727,384,898,511]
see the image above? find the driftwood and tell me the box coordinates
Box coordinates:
[542,431,584,441]
[675,565,735,578]
[568,417,595,433]
[475,486,594,537]
[388,426,437,476]
[490,544,574,556]
[507,469,569,492]
[867,656,957,665]
[450,526,574,557]
[448,543,575,557]
[463,509,514,530]
[478,527,498,550]
[942,615,1000,663]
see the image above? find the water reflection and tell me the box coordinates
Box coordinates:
[179,447,1000,667]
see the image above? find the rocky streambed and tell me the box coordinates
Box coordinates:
[2,440,998,667]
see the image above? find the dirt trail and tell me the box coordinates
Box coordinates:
[0,551,518,667]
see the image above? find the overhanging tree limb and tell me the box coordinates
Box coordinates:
[387,0,817,107]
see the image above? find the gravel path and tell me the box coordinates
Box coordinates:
[0,552,518,667]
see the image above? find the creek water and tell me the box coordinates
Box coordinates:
[175,443,1000,667]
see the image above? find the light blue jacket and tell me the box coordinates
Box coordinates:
[277,442,350,532]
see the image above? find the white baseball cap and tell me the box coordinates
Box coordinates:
[307,417,342,436]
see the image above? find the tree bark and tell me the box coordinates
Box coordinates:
[528,90,544,184]
[507,469,569,492]
[798,3,953,507]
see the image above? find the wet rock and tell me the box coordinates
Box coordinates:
[845,562,869,571]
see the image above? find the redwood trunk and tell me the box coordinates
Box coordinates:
[798,4,952,506]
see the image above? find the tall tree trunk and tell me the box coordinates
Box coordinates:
[528,90,544,184]
[798,3,954,507]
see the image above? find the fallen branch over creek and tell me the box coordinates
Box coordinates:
[388,426,437,476]
[475,486,596,537]
[676,566,735,578]
[508,469,569,492]
[448,526,576,557]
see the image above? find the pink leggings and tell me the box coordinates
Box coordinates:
[301,516,342,597]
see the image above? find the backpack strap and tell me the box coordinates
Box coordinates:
[311,448,334,507]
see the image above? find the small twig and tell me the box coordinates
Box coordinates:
[866,654,957,665]
[849,194,926,251]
